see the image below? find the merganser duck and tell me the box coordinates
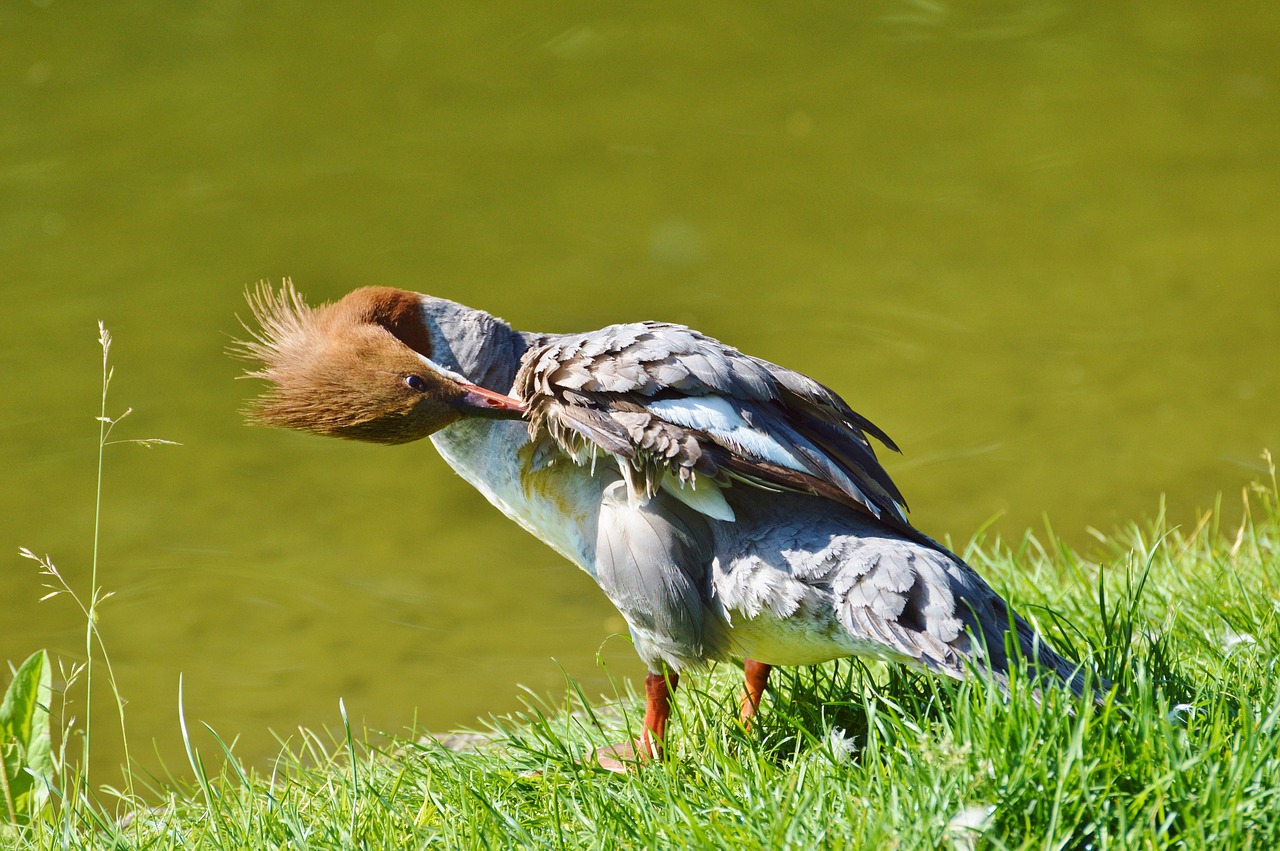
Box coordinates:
[237,281,1087,771]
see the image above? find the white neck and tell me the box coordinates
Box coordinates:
[430,418,607,575]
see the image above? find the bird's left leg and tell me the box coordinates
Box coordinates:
[738,659,772,727]
[596,670,679,773]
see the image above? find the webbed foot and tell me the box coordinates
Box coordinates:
[594,739,653,773]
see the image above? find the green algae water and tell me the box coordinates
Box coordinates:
[3,2,1278,777]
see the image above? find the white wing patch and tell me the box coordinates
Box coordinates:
[659,473,736,522]
[647,396,808,472]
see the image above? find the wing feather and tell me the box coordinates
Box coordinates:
[515,322,912,529]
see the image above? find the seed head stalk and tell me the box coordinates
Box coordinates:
[83,326,111,783]
[83,322,139,799]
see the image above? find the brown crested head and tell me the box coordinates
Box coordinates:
[235,280,526,445]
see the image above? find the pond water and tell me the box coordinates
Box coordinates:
[3,2,1278,779]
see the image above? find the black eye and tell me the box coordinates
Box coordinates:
[404,375,428,392]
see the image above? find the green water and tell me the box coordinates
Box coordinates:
[3,2,1278,778]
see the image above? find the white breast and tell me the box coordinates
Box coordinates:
[430,419,606,575]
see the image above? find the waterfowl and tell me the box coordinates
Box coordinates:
[237,281,1087,771]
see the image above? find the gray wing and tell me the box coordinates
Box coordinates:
[515,321,910,528]
[594,483,728,672]
[721,504,1091,697]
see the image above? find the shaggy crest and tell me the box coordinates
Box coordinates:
[234,278,325,381]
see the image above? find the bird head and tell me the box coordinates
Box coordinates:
[235,281,526,444]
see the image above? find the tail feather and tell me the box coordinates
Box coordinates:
[893,534,1105,703]
[954,593,1106,705]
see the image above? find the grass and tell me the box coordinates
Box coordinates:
[7,323,178,842]
[6,326,1280,848]
[7,467,1277,850]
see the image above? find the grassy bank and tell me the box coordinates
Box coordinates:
[5,462,1277,849]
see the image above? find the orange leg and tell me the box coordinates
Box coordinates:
[641,671,678,759]
[596,671,679,773]
[738,659,772,727]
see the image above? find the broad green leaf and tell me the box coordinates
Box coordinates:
[1,650,54,826]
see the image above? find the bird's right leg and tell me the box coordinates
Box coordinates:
[595,670,679,773]
[738,658,772,727]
